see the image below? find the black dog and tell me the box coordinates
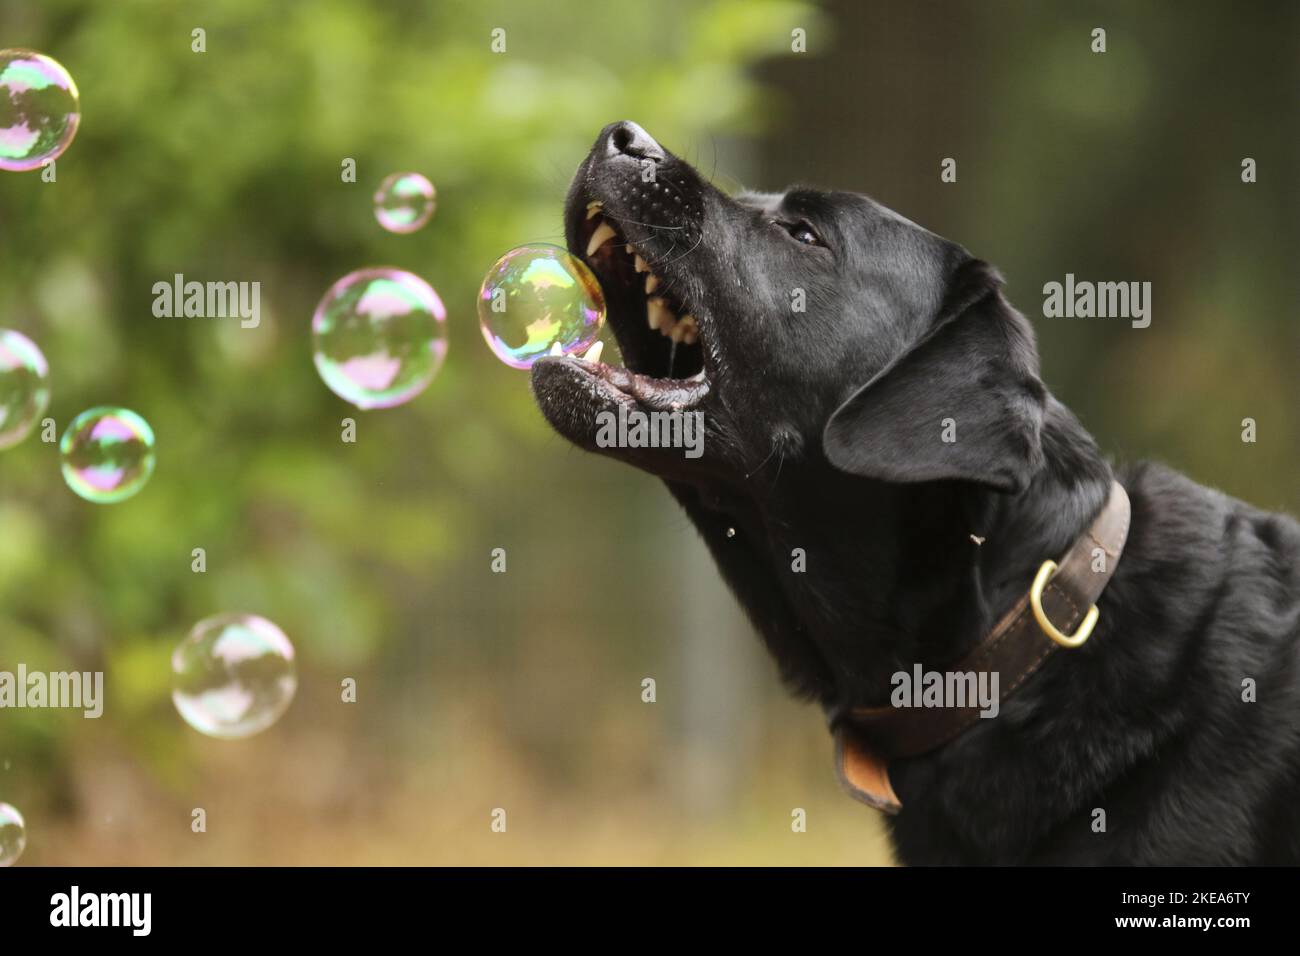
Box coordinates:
[531,121,1300,865]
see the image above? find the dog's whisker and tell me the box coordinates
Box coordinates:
[658,276,689,299]
[654,232,704,267]
[708,135,719,187]
[771,450,785,487]
[597,211,686,232]
[744,447,777,481]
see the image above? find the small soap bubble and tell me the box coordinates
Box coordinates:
[312,267,448,409]
[0,49,80,172]
[60,407,155,503]
[172,613,298,740]
[0,329,50,449]
[0,802,25,867]
[374,172,436,234]
[477,244,605,369]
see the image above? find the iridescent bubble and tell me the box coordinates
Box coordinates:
[0,49,80,172]
[60,407,156,504]
[0,329,50,449]
[171,613,298,740]
[0,802,25,867]
[312,267,448,409]
[477,244,605,369]
[373,171,436,234]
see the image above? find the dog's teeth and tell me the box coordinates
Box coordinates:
[669,323,687,343]
[682,328,698,345]
[634,255,648,274]
[586,220,617,256]
[549,342,563,357]
[625,244,634,255]
[585,201,603,220]
[645,273,659,294]
[579,340,604,363]
[647,296,675,332]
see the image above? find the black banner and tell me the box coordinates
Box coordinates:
[0,866,1285,941]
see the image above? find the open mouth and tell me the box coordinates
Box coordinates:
[582,200,702,352]
[541,196,710,412]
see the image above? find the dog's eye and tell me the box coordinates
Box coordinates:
[773,219,823,247]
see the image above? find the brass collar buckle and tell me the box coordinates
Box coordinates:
[1030,559,1099,648]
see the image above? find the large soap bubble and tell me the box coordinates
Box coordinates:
[172,613,298,740]
[477,244,605,369]
[0,49,80,172]
[312,268,448,409]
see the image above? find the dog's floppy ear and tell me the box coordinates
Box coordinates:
[822,259,1046,493]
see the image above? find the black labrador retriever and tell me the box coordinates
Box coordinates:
[531,121,1300,865]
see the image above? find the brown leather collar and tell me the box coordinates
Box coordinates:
[831,480,1132,814]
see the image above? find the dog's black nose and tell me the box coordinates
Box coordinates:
[602,120,665,162]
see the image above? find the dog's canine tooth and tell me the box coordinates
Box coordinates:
[579,340,604,363]
[645,273,659,294]
[584,201,603,220]
[634,255,648,274]
[647,296,675,331]
[586,220,617,256]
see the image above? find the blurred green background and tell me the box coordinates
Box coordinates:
[0,0,1294,865]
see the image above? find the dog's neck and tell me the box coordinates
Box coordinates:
[760,396,1112,708]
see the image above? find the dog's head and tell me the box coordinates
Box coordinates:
[532,122,1050,699]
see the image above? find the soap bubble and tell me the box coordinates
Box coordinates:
[477,244,604,369]
[312,267,448,409]
[0,49,80,172]
[0,803,25,866]
[0,329,50,449]
[172,613,298,740]
[60,407,156,503]
[374,172,436,234]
